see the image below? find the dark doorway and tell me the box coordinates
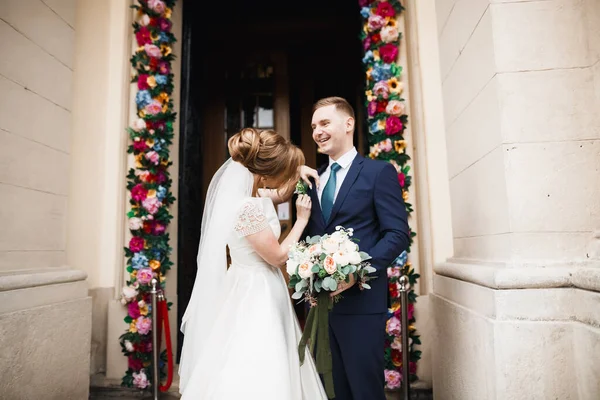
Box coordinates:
[177,0,364,360]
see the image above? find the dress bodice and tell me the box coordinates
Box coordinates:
[228,197,281,267]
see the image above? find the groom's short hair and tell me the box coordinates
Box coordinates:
[313,97,355,120]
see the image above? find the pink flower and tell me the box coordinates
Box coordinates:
[367,15,386,31]
[137,267,154,285]
[136,316,152,335]
[386,100,405,116]
[391,336,403,351]
[158,18,172,32]
[387,266,401,278]
[376,2,396,18]
[363,36,372,51]
[358,0,373,6]
[142,196,161,214]
[156,171,167,184]
[373,81,389,99]
[144,44,162,59]
[148,0,166,14]
[379,43,398,63]
[135,27,152,46]
[398,172,405,188]
[132,118,147,132]
[385,369,402,389]
[132,370,149,389]
[385,116,403,135]
[158,61,170,74]
[407,303,415,321]
[129,237,145,253]
[381,139,392,152]
[128,301,141,319]
[153,223,166,235]
[145,100,162,115]
[386,316,401,335]
[145,150,160,165]
[137,74,149,90]
[135,169,150,182]
[131,184,148,202]
[133,140,147,152]
[368,101,377,117]
[381,26,400,43]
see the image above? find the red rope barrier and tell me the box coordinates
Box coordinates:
[156,297,174,392]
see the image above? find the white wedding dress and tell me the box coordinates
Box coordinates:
[178,160,327,400]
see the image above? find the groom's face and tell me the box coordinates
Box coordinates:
[311,105,354,159]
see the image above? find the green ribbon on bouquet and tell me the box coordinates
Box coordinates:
[298,292,335,399]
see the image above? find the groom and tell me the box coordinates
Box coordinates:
[303,97,410,400]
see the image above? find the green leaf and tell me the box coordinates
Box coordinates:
[291,291,304,300]
[362,283,371,290]
[295,279,308,292]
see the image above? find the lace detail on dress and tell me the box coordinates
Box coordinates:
[234,201,269,237]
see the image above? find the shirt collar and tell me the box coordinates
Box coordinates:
[329,147,357,170]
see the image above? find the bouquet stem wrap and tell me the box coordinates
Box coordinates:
[298,292,335,399]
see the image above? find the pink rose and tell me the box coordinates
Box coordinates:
[135,27,152,46]
[385,116,403,135]
[133,140,147,152]
[363,36,372,51]
[323,256,337,275]
[135,169,150,182]
[367,15,386,31]
[136,316,152,335]
[129,237,145,253]
[137,267,154,285]
[385,369,402,389]
[145,150,160,165]
[387,266,401,278]
[131,184,148,202]
[148,0,166,14]
[153,223,166,235]
[398,172,405,188]
[373,81,389,99]
[144,44,162,59]
[145,100,162,115]
[381,138,392,152]
[376,2,396,18]
[386,316,401,335]
[132,370,149,389]
[142,196,161,214]
[137,74,149,90]
[379,43,398,63]
[128,301,141,319]
[381,26,399,43]
[386,100,405,116]
[391,336,403,351]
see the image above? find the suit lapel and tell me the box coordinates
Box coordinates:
[326,155,364,228]
[310,163,329,228]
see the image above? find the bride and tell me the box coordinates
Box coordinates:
[178,128,327,399]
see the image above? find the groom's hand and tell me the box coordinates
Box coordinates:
[330,274,356,297]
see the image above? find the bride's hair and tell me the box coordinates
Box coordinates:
[228,128,305,198]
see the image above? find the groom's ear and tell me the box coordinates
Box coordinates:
[345,116,355,134]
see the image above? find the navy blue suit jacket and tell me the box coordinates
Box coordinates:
[305,154,410,315]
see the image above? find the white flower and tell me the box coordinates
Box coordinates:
[381,26,400,43]
[348,251,362,265]
[308,243,322,256]
[298,262,313,279]
[122,286,138,302]
[132,118,146,132]
[129,217,143,230]
[330,230,346,243]
[342,240,359,253]
[286,259,299,276]
[133,370,149,389]
[333,251,349,267]
[322,237,339,253]
[140,14,151,26]
[124,340,135,352]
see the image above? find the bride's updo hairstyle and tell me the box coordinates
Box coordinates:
[228,128,305,198]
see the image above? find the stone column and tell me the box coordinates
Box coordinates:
[432,0,600,398]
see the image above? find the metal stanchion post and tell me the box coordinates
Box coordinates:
[399,275,410,400]
[151,279,159,400]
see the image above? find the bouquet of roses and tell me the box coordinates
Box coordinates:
[287,226,376,399]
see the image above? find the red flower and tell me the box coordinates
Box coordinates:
[398,172,405,188]
[158,18,172,32]
[391,349,402,366]
[146,173,157,183]
[376,2,396,18]
[149,58,159,71]
[128,301,141,319]
[128,355,143,371]
[135,27,152,46]
[143,221,153,234]
[156,171,167,184]
[408,303,415,320]
[409,361,417,375]
[146,120,154,130]
[133,140,147,152]
[385,116,403,135]
[155,121,166,131]
[131,184,148,202]
[129,237,145,253]
[371,33,381,44]
[137,74,149,90]
[149,18,159,27]
[359,0,375,6]
[376,100,388,114]
[388,283,399,298]
[379,43,399,63]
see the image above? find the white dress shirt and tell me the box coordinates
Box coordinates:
[318,147,358,204]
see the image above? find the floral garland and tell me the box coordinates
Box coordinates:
[119,0,177,390]
[359,0,422,390]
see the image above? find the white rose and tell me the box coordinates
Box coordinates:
[140,14,150,26]
[308,244,322,256]
[330,231,345,243]
[286,259,299,276]
[124,340,135,352]
[322,237,339,253]
[132,118,146,132]
[381,26,400,43]
[129,217,143,230]
[122,286,138,302]
[348,251,362,265]
[342,240,359,253]
[333,251,349,267]
[298,262,313,279]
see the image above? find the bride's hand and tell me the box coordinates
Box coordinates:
[295,194,312,222]
[298,165,320,190]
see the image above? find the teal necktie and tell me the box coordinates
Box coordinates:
[321,163,341,222]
